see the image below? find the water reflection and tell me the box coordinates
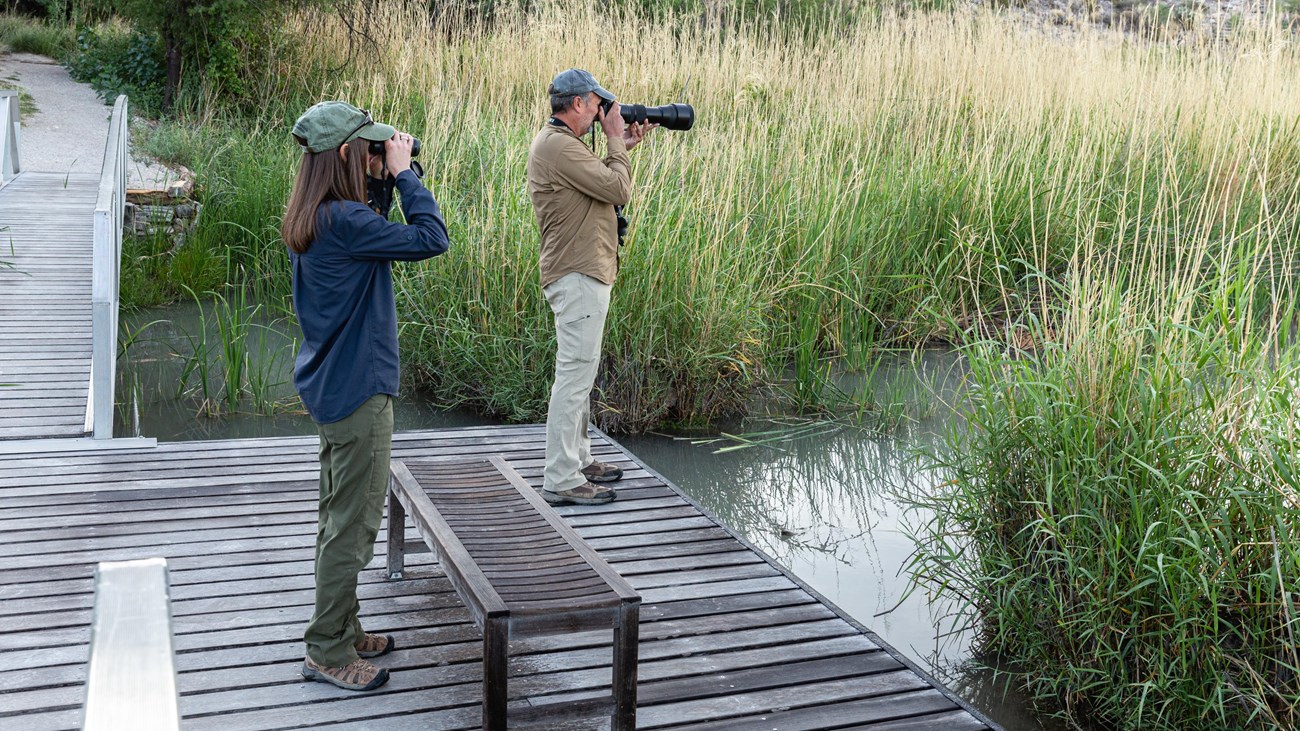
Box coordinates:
[117,302,496,441]
[620,350,1069,731]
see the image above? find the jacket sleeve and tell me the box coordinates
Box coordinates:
[342,170,450,261]
[550,135,632,206]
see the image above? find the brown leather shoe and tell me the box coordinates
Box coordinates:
[355,633,395,658]
[302,656,389,691]
[543,481,617,505]
[581,460,624,483]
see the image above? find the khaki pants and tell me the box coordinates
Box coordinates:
[543,272,612,493]
[304,393,393,667]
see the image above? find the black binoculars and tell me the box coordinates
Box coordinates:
[368,137,421,157]
[369,137,424,178]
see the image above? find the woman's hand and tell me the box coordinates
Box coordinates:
[384,133,415,176]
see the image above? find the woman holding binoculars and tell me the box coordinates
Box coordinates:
[281,100,449,692]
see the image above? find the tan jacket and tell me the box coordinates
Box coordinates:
[527,123,631,289]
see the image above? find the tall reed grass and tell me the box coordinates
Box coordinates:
[154,2,1298,431]
[905,92,1300,729]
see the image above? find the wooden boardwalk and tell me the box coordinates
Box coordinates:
[0,172,100,440]
[0,425,998,730]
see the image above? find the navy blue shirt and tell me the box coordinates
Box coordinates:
[290,170,449,423]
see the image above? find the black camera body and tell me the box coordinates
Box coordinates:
[599,100,695,131]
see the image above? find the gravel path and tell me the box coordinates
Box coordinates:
[0,51,178,189]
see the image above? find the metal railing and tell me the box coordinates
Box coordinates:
[87,95,129,438]
[82,558,181,731]
[0,89,20,184]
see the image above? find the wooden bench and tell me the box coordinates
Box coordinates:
[387,456,640,730]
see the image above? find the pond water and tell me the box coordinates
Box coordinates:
[117,303,1067,731]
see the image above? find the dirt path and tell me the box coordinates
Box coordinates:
[0,51,177,189]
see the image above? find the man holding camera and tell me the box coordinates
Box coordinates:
[527,68,654,505]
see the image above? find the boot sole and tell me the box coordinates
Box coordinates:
[302,662,390,691]
[542,489,617,505]
[583,471,623,483]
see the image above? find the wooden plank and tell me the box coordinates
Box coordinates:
[0,612,858,719]
[0,559,775,624]
[845,710,991,730]
[0,591,832,691]
[641,679,949,729]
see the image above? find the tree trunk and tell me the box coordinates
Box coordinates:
[162,32,181,115]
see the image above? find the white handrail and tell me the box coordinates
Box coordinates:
[82,558,181,731]
[0,89,20,185]
[87,95,128,438]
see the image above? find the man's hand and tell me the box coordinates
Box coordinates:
[623,121,657,151]
[597,101,626,143]
[384,133,415,176]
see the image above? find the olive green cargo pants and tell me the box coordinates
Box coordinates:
[303,393,393,667]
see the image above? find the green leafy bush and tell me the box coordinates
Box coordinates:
[67,21,163,112]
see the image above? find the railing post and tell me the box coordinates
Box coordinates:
[0,89,19,184]
[82,558,181,731]
[88,95,128,438]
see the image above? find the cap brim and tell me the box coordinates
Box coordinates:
[592,86,615,102]
[351,122,397,143]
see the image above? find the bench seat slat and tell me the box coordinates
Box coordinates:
[499,577,618,597]
[486,566,596,584]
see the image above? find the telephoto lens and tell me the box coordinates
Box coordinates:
[619,103,694,131]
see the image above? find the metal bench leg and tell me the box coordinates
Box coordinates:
[483,616,509,731]
[612,601,639,731]
[386,484,405,580]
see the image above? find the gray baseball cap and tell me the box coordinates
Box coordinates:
[548,68,615,102]
[292,100,396,154]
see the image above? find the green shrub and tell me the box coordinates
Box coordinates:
[67,21,163,113]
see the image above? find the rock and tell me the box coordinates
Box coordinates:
[167,179,193,198]
[140,204,173,225]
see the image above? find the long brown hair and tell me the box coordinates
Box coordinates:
[281,138,368,254]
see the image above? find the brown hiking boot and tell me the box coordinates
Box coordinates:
[302,656,389,691]
[543,481,617,505]
[355,633,395,658]
[581,460,624,483]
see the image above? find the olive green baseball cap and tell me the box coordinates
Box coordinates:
[548,68,614,102]
[292,100,396,153]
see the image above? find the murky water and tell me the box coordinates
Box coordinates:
[118,303,1066,730]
